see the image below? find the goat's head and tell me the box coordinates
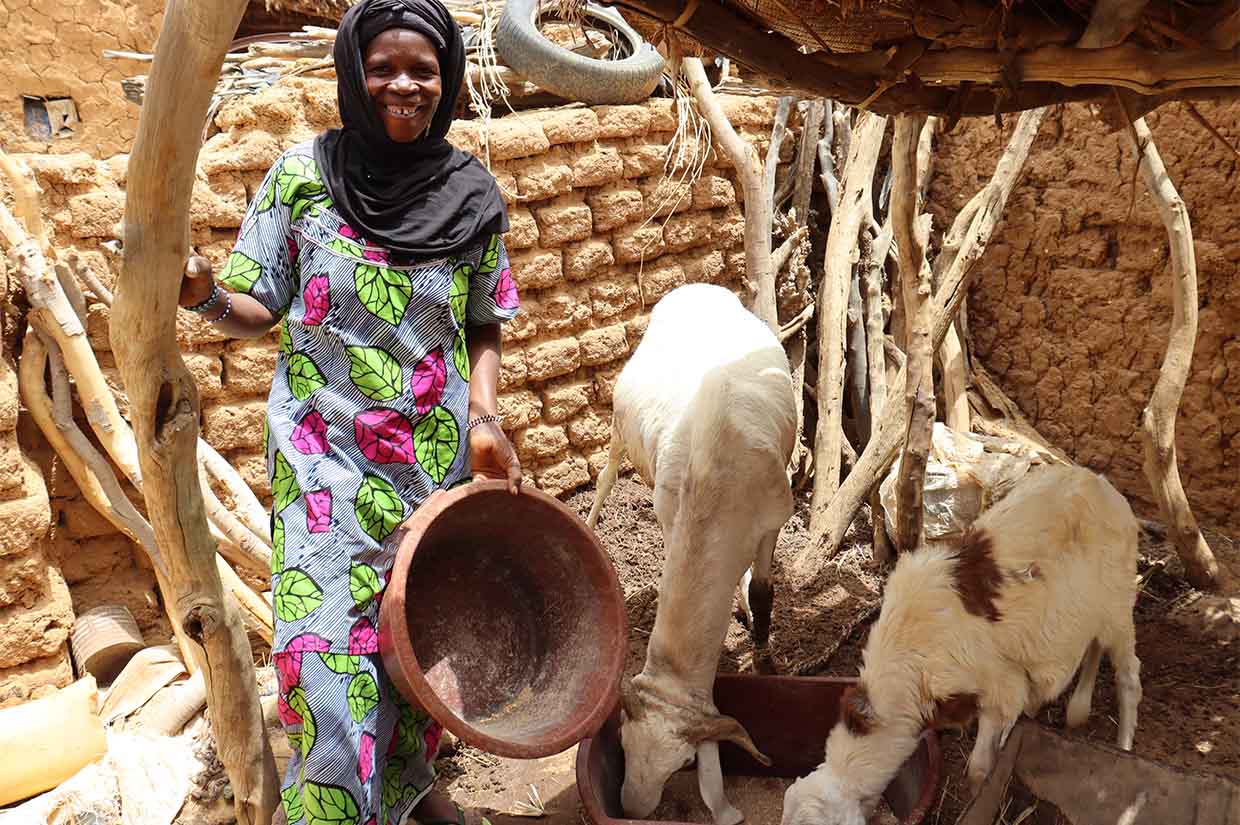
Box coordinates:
[781,766,868,825]
[619,680,770,818]
[781,684,891,825]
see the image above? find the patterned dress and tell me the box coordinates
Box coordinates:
[217,141,520,825]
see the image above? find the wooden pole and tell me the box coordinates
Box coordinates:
[110,1,278,823]
[809,114,887,529]
[797,108,1046,576]
[1124,118,1225,591]
[682,57,779,332]
[890,114,933,553]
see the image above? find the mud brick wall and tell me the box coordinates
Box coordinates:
[2,78,794,686]
[931,102,1240,532]
[0,0,165,157]
[0,240,73,708]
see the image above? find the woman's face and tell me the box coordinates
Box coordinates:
[363,28,442,143]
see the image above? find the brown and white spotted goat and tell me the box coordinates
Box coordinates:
[782,465,1142,825]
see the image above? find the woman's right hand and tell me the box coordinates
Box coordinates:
[180,254,216,308]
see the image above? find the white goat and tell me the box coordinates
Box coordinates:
[782,464,1141,825]
[587,283,797,825]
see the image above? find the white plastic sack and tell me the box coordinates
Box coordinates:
[879,423,1047,542]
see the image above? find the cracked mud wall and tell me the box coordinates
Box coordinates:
[0,0,165,157]
[931,102,1240,532]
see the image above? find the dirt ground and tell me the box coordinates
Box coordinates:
[437,476,1240,825]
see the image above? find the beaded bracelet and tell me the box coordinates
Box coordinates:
[186,282,222,314]
[467,414,501,431]
[206,290,233,324]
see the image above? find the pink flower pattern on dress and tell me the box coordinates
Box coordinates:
[306,488,332,533]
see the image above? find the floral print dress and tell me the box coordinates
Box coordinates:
[217,141,519,825]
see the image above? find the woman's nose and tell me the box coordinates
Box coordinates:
[390,74,418,94]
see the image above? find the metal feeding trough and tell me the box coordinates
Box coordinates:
[379,479,628,760]
[577,674,942,825]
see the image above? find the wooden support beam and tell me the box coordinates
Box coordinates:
[683,56,780,332]
[613,0,1240,114]
[797,107,1046,576]
[1124,117,1226,592]
[110,2,278,824]
[891,114,933,554]
[791,99,826,226]
[809,113,887,524]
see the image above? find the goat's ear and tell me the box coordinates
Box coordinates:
[681,714,773,767]
[620,681,644,721]
[928,693,979,731]
[840,683,877,736]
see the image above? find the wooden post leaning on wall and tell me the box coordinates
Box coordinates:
[808,113,887,532]
[110,1,278,824]
[796,108,1047,577]
[890,114,933,554]
[1124,117,1226,592]
[682,57,780,332]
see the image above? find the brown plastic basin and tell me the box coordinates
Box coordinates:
[576,674,942,825]
[379,479,628,759]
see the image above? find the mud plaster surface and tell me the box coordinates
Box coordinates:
[932,101,1240,533]
[439,477,1239,825]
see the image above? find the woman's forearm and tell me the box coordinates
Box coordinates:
[198,290,280,338]
[466,323,502,418]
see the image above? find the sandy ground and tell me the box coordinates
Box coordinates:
[437,477,1240,825]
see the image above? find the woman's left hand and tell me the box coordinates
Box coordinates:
[469,420,522,494]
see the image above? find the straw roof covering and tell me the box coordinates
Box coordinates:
[242,0,1240,119]
[565,0,1240,119]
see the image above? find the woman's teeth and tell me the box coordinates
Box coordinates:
[385,105,421,118]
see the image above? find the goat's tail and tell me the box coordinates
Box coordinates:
[585,417,622,530]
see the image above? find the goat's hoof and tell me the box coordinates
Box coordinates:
[711,806,744,825]
[751,650,778,675]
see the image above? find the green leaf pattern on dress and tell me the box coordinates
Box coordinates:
[274,569,323,621]
[288,352,326,401]
[355,264,412,326]
[272,450,301,513]
[346,346,402,402]
[354,475,404,543]
[413,407,459,484]
[218,251,262,294]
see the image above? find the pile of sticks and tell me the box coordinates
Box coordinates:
[0,148,280,822]
[690,83,1230,594]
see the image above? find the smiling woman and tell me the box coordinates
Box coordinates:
[364,28,443,143]
[172,2,521,824]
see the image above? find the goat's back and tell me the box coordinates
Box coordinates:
[612,284,792,482]
[865,465,1138,709]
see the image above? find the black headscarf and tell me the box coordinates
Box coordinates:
[314,0,508,260]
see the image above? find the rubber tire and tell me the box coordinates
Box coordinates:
[495,0,666,105]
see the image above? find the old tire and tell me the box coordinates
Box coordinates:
[495,0,665,105]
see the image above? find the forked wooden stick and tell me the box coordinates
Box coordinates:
[109,0,278,821]
[1123,117,1226,591]
[797,108,1047,576]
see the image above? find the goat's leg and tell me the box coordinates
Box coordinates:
[1065,638,1103,728]
[965,709,1012,795]
[586,431,622,529]
[696,741,743,825]
[747,529,778,649]
[1109,624,1142,751]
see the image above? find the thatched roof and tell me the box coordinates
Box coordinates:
[602,0,1240,119]
[237,0,1240,120]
